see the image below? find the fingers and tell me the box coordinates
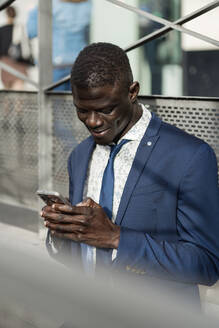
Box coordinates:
[50,229,96,244]
[50,230,114,248]
[41,209,91,225]
[52,204,73,213]
[52,203,93,215]
[45,221,87,233]
[76,197,101,209]
[52,197,102,213]
[76,198,90,207]
[50,231,84,243]
[41,205,57,213]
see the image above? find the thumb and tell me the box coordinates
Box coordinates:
[76,197,101,208]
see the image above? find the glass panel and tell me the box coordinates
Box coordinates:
[138,0,182,96]
[182,1,219,97]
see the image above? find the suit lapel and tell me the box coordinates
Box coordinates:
[115,113,162,226]
[69,137,95,259]
[73,137,95,205]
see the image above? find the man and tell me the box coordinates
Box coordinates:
[41,42,219,303]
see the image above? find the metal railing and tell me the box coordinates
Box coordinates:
[0,90,218,209]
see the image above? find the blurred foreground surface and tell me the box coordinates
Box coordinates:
[0,201,38,232]
[0,221,219,328]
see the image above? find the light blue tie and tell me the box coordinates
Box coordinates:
[81,139,129,273]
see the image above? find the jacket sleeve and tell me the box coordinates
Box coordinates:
[114,143,219,286]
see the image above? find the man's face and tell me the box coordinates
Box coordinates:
[72,82,138,145]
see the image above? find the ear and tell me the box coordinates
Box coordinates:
[129,82,140,103]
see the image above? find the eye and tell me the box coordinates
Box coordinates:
[101,106,115,115]
[76,107,88,114]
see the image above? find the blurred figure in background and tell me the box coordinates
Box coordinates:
[26,0,91,91]
[0,6,32,90]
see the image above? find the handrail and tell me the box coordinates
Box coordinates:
[44,74,70,92]
[107,0,219,48]
[0,60,39,89]
[124,0,219,52]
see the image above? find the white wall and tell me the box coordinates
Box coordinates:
[181,0,219,51]
[90,0,140,82]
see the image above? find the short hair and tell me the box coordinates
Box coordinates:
[71,42,133,91]
[6,6,16,19]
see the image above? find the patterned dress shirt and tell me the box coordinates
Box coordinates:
[82,104,151,266]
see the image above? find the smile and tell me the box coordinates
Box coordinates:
[90,128,110,137]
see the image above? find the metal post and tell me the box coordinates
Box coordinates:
[38,0,53,238]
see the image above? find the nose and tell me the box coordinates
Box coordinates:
[86,111,103,129]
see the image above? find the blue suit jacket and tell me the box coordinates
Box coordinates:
[49,112,219,300]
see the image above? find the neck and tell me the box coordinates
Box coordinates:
[114,102,142,144]
[7,18,14,25]
[132,102,143,126]
[124,102,143,133]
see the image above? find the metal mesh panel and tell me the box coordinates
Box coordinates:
[0,92,218,209]
[49,94,89,196]
[0,91,38,208]
[139,96,219,166]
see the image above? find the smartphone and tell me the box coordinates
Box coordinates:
[36,190,71,206]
